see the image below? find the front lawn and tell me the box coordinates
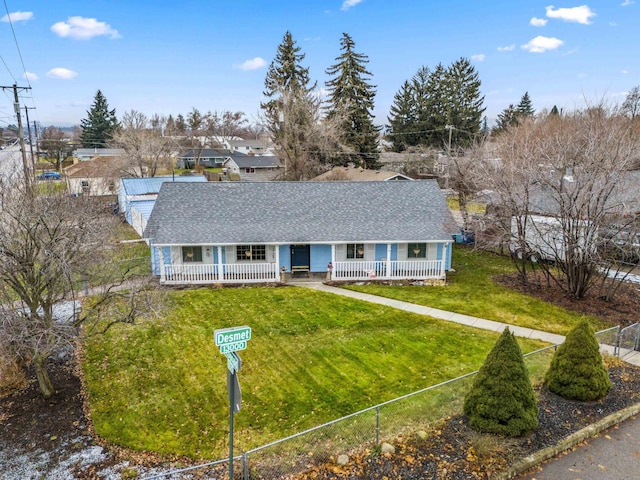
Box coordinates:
[82,287,547,459]
[344,245,606,335]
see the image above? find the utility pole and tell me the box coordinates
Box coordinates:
[25,107,36,173]
[444,124,454,190]
[33,120,40,163]
[1,84,32,185]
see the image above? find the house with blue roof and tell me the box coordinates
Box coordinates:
[118,175,208,236]
[143,180,458,285]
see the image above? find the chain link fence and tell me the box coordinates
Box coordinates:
[144,326,624,480]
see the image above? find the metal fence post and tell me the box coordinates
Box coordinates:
[614,325,621,357]
[635,323,640,352]
[243,452,249,480]
[375,406,380,445]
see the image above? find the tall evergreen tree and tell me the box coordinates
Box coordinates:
[516,91,535,117]
[443,57,485,149]
[494,104,519,133]
[325,33,380,169]
[261,31,316,134]
[387,80,415,151]
[262,31,335,180]
[79,90,119,148]
[386,59,484,151]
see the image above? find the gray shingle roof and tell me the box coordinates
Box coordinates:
[227,156,281,168]
[144,180,458,245]
[120,175,207,196]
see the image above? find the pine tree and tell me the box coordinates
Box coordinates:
[261,31,336,180]
[545,320,611,401]
[325,33,380,169]
[516,92,535,117]
[444,57,485,149]
[493,104,519,133]
[79,90,119,148]
[464,328,538,437]
[261,31,315,131]
[387,80,415,151]
[549,105,560,116]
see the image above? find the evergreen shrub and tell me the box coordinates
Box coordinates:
[464,328,538,437]
[544,320,611,401]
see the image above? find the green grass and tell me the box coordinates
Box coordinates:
[343,245,607,335]
[447,196,486,214]
[83,287,547,459]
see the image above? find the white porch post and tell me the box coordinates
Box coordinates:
[158,245,165,283]
[274,244,280,281]
[217,246,223,282]
[386,243,392,279]
[331,244,336,281]
[440,243,447,278]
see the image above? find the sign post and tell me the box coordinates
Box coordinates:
[214,326,251,480]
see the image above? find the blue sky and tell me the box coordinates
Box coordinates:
[1,1,638,129]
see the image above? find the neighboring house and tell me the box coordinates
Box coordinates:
[118,175,208,236]
[74,148,125,161]
[65,156,129,196]
[227,139,270,155]
[176,149,235,169]
[311,165,414,182]
[143,181,457,285]
[222,155,282,181]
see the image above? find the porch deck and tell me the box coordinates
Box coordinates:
[159,259,446,285]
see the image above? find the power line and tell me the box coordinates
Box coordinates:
[3,0,32,89]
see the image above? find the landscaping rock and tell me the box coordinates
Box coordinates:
[380,442,395,454]
[336,454,349,466]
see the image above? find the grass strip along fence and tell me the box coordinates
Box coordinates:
[144,326,621,480]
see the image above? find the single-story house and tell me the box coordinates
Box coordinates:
[65,156,129,196]
[312,165,414,182]
[176,149,235,169]
[143,180,458,285]
[74,148,126,161]
[222,155,282,181]
[118,175,208,236]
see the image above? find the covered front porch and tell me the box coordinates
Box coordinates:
[153,241,451,285]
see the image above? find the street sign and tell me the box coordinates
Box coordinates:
[214,326,251,353]
[225,352,242,373]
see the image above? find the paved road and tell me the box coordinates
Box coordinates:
[517,414,640,480]
[0,145,24,182]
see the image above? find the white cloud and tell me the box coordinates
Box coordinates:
[234,57,267,71]
[471,54,485,62]
[530,17,548,26]
[46,67,78,80]
[621,0,634,6]
[1,11,33,22]
[522,35,563,53]
[622,69,629,74]
[341,0,363,11]
[497,44,516,52]
[545,5,596,25]
[23,72,38,81]
[51,16,121,40]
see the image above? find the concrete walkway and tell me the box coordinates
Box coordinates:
[294,282,640,367]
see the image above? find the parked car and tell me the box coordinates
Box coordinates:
[37,171,61,180]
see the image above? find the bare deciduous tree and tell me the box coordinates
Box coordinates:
[39,126,72,172]
[115,110,173,177]
[486,106,640,299]
[0,180,156,398]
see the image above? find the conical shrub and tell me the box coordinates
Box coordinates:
[464,327,538,437]
[545,320,611,401]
